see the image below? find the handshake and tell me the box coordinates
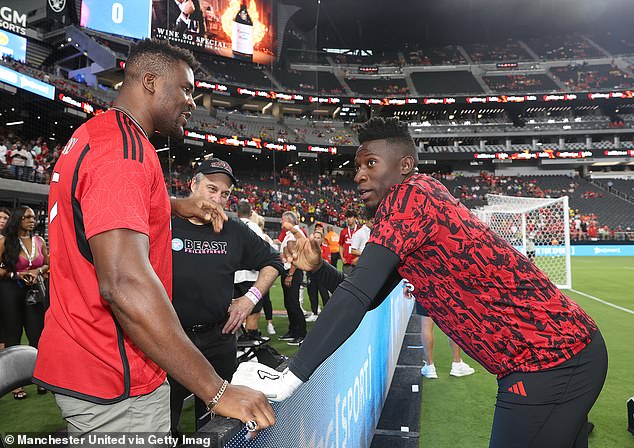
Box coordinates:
[231,362,304,402]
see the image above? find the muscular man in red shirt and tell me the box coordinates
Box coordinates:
[34,39,274,437]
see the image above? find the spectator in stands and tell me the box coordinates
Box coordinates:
[9,143,28,180]
[324,225,340,268]
[0,137,7,167]
[0,206,49,399]
[339,210,359,275]
[170,159,283,435]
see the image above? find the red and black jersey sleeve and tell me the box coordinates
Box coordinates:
[369,183,431,260]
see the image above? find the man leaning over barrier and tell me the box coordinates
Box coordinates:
[232,116,607,448]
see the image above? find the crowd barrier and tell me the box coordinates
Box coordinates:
[196,282,415,448]
[513,245,634,256]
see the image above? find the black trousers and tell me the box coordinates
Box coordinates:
[168,325,237,433]
[307,272,329,314]
[329,252,340,269]
[282,269,306,338]
[234,281,273,321]
[489,330,608,448]
[0,279,45,348]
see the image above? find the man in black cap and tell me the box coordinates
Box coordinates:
[169,158,284,435]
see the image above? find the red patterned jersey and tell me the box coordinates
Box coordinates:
[368,174,596,377]
[34,110,172,402]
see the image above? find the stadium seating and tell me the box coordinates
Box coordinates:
[569,177,634,231]
[464,41,533,63]
[587,32,634,56]
[403,45,467,66]
[271,67,344,94]
[550,64,634,91]
[196,54,274,89]
[483,74,560,93]
[527,34,603,60]
[344,77,409,96]
[410,71,484,95]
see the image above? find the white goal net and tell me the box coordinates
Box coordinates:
[473,194,572,289]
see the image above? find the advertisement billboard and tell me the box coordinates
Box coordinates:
[80,0,152,40]
[0,29,26,63]
[0,65,55,100]
[221,282,414,447]
[151,0,276,64]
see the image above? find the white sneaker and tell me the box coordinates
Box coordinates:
[306,313,318,322]
[420,363,438,379]
[267,323,276,335]
[450,361,475,377]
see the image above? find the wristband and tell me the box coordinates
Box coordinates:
[248,286,262,301]
[245,291,259,305]
[206,379,228,416]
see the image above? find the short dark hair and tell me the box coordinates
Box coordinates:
[237,200,252,218]
[345,210,358,218]
[125,39,199,83]
[357,117,418,160]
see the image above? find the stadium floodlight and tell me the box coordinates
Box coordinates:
[473,194,572,289]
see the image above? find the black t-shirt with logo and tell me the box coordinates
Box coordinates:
[171,217,284,328]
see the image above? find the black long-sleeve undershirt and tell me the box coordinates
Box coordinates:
[289,243,402,382]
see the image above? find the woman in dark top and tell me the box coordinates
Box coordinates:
[0,207,10,351]
[0,206,49,399]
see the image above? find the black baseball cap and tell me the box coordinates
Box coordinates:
[194,158,237,185]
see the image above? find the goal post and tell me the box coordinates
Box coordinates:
[473,194,572,289]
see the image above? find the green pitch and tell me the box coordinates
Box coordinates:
[1,257,633,448]
[418,257,634,448]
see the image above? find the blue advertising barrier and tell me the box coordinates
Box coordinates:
[513,245,634,257]
[0,65,55,100]
[223,282,414,448]
[571,245,634,257]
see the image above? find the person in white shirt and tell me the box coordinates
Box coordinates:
[0,137,8,166]
[234,201,277,337]
[349,218,374,264]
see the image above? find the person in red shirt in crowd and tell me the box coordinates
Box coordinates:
[339,209,359,275]
[33,39,274,437]
[235,117,606,448]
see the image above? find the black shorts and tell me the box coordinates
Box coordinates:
[490,330,607,448]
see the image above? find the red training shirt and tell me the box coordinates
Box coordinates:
[339,225,358,265]
[320,242,331,264]
[33,110,172,403]
[368,174,596,377]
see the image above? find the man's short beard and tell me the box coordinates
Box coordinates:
[363,205,377,218]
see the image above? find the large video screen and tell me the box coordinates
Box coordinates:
[80,0,152,40]
[151,0,276,64]
[0,30,27,63]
